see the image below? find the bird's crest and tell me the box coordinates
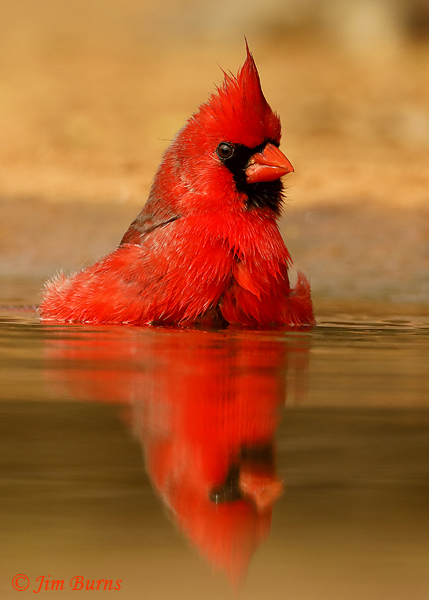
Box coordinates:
[193,46,281,149]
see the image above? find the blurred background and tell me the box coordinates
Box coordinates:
[0,0,428,304]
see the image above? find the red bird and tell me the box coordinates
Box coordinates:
[39,46,314,328]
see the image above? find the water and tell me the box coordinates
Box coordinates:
[0,280,428,599]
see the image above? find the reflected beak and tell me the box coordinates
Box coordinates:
[245,143,294,184]
[239,468,284,512]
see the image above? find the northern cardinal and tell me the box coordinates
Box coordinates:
[40,45,314,328]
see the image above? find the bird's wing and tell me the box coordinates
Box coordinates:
[120,200,180,246]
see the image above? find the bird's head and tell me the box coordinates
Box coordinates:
[154,45,293,217]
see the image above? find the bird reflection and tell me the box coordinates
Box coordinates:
[43,326,309,586]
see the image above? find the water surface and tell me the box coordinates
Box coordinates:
[0,281,428,599]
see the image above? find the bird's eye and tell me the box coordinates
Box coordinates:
[209,485,226,503]
[216,142,234,160]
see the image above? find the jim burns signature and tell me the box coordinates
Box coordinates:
[12,574,122,593]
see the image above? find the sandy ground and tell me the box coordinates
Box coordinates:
[0,1,428,301]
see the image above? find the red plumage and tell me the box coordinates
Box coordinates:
[39,46,314,328]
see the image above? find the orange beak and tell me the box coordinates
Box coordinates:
[239,467,284,512]
[245,143,294,184]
